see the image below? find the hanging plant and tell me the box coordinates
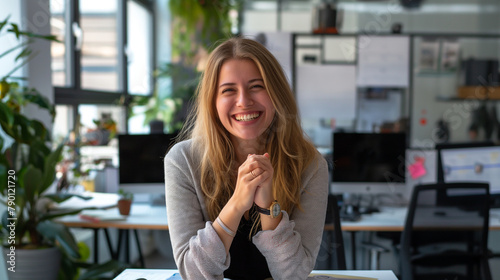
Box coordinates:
[169,0,241,66]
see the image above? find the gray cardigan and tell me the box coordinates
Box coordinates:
[164,140,328,280]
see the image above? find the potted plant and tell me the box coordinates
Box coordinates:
[127,63,197,134]
[117,189,134,216]
[0,16,124,279]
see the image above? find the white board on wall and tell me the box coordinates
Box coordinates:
[357,35,410,87]
[296,64,357,120]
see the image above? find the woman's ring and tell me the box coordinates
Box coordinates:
[251,170,257,178]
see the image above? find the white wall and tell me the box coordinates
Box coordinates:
[0,0,53,131]
[0,1,53,278]
[21,0,54,132]
[242,0,500,147]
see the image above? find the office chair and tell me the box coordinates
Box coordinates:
[400,182,491,280]
[319,194,347,270]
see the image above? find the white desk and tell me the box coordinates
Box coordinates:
[335,206,500,231]
[325,206,500,269]
[57,203,168,230]
[57,203,168,266]
[114,269,399,280]
[58,201,500,270]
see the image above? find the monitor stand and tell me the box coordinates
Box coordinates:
[132,193,166,206]
[338,194,361,222]
[340,204,362,222]
[338,193,381,221]
[149,194,166,206]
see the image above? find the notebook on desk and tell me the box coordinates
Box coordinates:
[78,209,127,222]
[52,192,119,210]
[116,269,395,280]
[308,274,376,280]
[165,273,376,280]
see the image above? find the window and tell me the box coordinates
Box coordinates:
[50,0,155,137]
[80,0,120,92]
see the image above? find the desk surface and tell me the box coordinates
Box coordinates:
[58,204,169,230]
[328,206,500,232]
[57,198,500,232]
[114,269,398,280]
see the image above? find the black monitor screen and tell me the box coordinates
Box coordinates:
[332,133,406,183]
[118,133,177,185]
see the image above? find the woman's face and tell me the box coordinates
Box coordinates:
[216,58,276,144]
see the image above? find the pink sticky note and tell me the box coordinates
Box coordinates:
[408,157,427,180]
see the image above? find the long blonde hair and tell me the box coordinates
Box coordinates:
[179,37,318,221]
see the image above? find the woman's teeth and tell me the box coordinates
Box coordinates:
[235,113,260,121]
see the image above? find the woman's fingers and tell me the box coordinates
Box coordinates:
[245,154,272,173]
[232,153,274,212]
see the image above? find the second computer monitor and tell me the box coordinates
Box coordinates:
[440,145,500,193]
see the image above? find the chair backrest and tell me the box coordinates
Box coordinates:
[324,194,347,270]
[400,182,491,280]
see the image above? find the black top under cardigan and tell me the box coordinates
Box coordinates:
[223,207,272,280]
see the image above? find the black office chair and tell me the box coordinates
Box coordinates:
[400,182,491,280]
[317,194,347,270]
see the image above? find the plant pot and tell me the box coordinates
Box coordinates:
[118,199,132,215]
[3,246,61,280]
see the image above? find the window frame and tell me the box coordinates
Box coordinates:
[53,0,155,133]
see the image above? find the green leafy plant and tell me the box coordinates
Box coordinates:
[127,63,199,133]
[169,0,238,64]
[0,16,125,279]
[118,189,134,201]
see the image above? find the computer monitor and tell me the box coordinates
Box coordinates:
[117,133,177,194]
[331,132,406,194]
[440,145,500,194]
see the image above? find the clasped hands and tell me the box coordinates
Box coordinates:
[230,153,274,215]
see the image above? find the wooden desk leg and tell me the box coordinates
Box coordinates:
[133,229,145,268]
[351,231,356,269]
[93,228,99,264]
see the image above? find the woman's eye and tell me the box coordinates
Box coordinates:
[251,84,264,89]
[221,88,234,94]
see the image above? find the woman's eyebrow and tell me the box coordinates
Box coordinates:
[219,82,236,88]
[219,79,264,88]
[248,78,264,83]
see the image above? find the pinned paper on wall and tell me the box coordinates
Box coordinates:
[356,35,410,87]
[296,64,357,120]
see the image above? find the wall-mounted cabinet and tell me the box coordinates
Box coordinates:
[291,33,410,148]
[291,33,500,148]
[410,34,500,147]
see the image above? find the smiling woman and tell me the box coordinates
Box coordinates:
[216,59,276,146]
[164,37,328,280]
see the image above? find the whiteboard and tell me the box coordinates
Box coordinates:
[296,65,357,120]
[356,35,410,87]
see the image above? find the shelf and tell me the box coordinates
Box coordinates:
[457,86,500,99]
[415,72,458,77]
[295,44,322,48]
[436,86,500,102]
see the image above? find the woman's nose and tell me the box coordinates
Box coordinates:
[236,90,253,107]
